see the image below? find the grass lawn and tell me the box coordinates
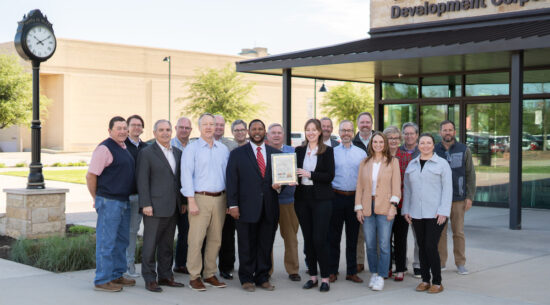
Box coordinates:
[0,169,87,184]
[475,165,550,174]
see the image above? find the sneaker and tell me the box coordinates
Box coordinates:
[371,276,384,291]
[457,265,469,275]
[413,268,421,278]
[189,278,207,291]
[441,266,447,271]
[204,275,227,288]
[368,274,378,288]
[125,264,140,278]
[94,282,123,292]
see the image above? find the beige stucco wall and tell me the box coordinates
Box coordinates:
[371,0,550,29]
[0,39,327,152]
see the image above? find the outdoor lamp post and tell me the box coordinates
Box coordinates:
[163,56,171,121]
[313,79,328,118]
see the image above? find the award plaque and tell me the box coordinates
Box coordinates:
[271,153,297,185]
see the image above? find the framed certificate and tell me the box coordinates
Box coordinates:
[271,153,297,185]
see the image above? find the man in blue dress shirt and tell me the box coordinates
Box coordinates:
[180,113,229,291]
[329,120,367,283]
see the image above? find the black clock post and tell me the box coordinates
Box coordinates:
[14,9,57,189]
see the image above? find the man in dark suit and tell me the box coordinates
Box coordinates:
[136,119,185,292]
[320,117,340,148]
[226,119,282,292]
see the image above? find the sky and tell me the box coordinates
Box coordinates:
[1,0,371,56]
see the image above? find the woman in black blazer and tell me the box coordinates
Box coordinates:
[295,118,335,292]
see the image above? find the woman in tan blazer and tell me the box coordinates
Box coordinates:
[355,131,401,292]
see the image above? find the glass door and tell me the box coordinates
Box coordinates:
[419,104,460,142]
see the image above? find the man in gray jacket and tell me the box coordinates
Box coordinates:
[137,120,185,292]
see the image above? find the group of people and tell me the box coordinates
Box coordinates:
[86,111,475,295]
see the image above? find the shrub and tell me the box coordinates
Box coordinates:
[0,163,5,168]
[10,235,96,272]
[15,162,26,167]
[68,225,95,235]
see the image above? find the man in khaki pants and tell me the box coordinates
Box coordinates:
[435,120,476,275]
[180,113,230,291]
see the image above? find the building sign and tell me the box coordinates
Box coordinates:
[371,0,549,28]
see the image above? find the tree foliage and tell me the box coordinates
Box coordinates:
[177,64,264,123]
[0,54,51,129]
[321,82,374,124]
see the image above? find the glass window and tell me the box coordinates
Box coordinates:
[466,103,510,205]
[466,73,509,96]
[383,104,417,131]
[420,104,460,142]
[522,99,550,209]
[524,70,550,94]
[422,75,462,98]
[382,78,418,100]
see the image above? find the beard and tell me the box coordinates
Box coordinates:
[250,134,265,145]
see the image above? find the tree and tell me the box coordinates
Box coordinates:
[0,54,50,129]
[177,64,264,123]
[321,82,374,123]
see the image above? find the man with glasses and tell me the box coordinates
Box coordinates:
[171,117,192,275]
[328,120,366,283]
[399,122,421,278]
[124,115,149,278]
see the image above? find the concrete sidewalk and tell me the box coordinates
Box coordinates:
[0,206,549,305]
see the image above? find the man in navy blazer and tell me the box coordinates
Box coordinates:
[226,119,282,292]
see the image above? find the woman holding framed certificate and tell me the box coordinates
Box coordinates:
[294,119,335,292]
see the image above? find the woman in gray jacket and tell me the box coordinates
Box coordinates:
[402,133,452,294]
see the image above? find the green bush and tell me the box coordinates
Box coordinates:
[0,163,5,168]
[15,162,26,167]
[10,235,96,272]
[68,225,95,235]
[50,161,88,167]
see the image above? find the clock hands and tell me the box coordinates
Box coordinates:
[33,35,44,45]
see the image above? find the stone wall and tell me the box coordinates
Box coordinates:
[3,189,68,239]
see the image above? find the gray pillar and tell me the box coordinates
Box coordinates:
[374,79,382,131]
[509,51,523,230]
[283,69,292,145]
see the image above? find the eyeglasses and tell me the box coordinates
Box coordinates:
[388,137,401,141]
[339,129,353,133]
[403,133,416,136]
[233,129,247,133]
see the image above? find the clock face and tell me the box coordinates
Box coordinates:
[25,25,56,59]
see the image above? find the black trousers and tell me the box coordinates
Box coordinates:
[142,212,178,283]
[412,218,447,285]
[328,192,360,276]
[219,214,236,272]
[235,202,278,285]
[174,211,188,268]
[295,186,333,278]
[390,208,409,273]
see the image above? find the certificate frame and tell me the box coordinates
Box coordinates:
[271,153,297,185]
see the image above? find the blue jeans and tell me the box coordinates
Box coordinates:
[94,196,131,285]
[126,194,142,268]
[363,213,394,278]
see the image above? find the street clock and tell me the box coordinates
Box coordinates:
[14,9,57,62]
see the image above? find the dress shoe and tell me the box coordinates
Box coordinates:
[242,282,255,292]
[289,274,301,281]
[204,275,227,288]
[345,274,363,283]
[158,277,185,287]
[189,278,206,291]
[319,282,330,292]
[258,281,275,291]
[428,284,444,294]
[329,274,337,283]
[302,280,318,289]
[173,266,189,274]
[145,281,163,293]
[416,282,431,292]
[94,282,122,292]
[357,264,364,273]
[394,272,404,281]
[219,270,233,280]
[111,276,136,287]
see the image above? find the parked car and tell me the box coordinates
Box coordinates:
[291,132,305,147]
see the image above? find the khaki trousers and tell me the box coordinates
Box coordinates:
[278,203,300,275]
[357,224,365,265]
[438,200,466,267]
[186,193,226,280]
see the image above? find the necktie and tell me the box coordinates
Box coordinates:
[256,146,265,178]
